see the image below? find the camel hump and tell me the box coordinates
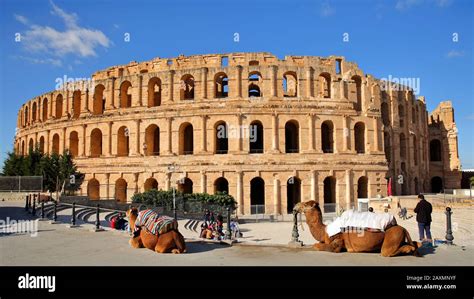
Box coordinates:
[326,210,395,237]
[135,209,178,236]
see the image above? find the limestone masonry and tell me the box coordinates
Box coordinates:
[14,52,461,215]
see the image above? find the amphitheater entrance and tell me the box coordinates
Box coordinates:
[69,131,79,157]
[144,178,158,191]
[145,125,160,156]
[214,177,229,194]
[87,178,100,200]
[321,121,334,153]
[215,122,228,154]
[431,176,443,193]
[90,129,103,157]
[286,176,301,213]
[179,123,194,155]
[115,178,127,203]
[323,176,336,213]
[357,176,368,199]
[250,177,265,214]
[117,126,130,156]
[178,178,193,194]
[249,121,264,153]
[285,121,299,153]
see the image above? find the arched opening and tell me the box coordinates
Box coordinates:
[120,81,132,108]
[319,73,331,98]
[55,94,63,118]
[39,136,45,153]
[354,122,365,154]
[148,77,161,107]
[250,177,265,214]
[248,72,262,97]
[430,139,442,161]
[179,123,194,155]
[88,179,100,200]
[178,178,193,194]
[52,133,60,154]
[351,75,362,111]
[144,178,158,191]
[249,121,264,154]
[24,106,29,126]
[286,176,301,213]
[145,124,160,156]
[90,128,102,157]
[357,176,368,199]
[69,131,79,157]
[431,176,443,193]
[115,178,127,203]
[321,121,334,153]
[214,177,229,194]
[28,139,34,153]
[381,102,390,126]
[42,98,48,121]
[214,72,228,98]
[32,102,37,122]
[180,75,194,100]
[21,141,25,155]
[323,176,336,212]
[215,121,228,154]
[283,72,297,97]
[285,120,299,153]
[398,104,404,127]
[73,90,81,119]
[400,133,406,159]
[117,126,130,157]
[413,136,418,165]
[93,84,106,115]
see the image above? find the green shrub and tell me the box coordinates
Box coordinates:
[132,189,236,208]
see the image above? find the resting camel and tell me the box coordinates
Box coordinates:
[126,207,186,254]
[293,201,420,257]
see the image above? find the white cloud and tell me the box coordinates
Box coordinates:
[396,0,453,11]
[15,1,110,60]
[14,14,29,25]
[446,50,465,58]
[320,1,335,17]
[14,55,62,67]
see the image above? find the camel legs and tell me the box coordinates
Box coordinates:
[313,238,344,253]
[129,235,143,248]
[154,232,180,254]
[381,226,417,257]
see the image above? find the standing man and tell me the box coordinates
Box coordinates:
[414,194,433,242]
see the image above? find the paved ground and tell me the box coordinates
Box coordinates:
[1,200,473,266]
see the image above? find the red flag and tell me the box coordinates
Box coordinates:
[387,177,392,196]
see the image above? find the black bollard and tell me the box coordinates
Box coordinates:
[288,210,303,247]
[226,207,232,240]
[32,195,36,216]
[28,195,31,213]
[95,204,100,230]
[173,206,177,221]
[41,201,45,219]
[53,201,58,222]
[25,195,29,212]
[445,207,454,245]
[71,202,76,227]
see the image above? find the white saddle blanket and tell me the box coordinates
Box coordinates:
[326,210,395,237]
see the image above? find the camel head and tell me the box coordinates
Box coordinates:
[293,200,322,215]
[126,206,139,218]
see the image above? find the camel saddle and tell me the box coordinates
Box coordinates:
[134,209,178,236]
[326,210,396,237]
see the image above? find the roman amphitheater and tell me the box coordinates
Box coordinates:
[14,52,461,215]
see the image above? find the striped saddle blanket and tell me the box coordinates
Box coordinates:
[134,209,178,236]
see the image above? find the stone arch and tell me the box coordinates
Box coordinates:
[248,72,262,97]
[286,176,301,213]
[73,90,81,119]
[431,176,443,193]
[285,120,299,153]
[42,98,48,121]
[32,102,37,122]
[115,178,127,202]
[28,138,34,153]
[52,133,60,154]
[69,131,79,157]
[180,74,194,100]
[283,71,297,97]
[39,136,45,153]
[145,124,160,156]
[179,122,194,155]
[430,139,442,161]
[24,106,29,126]
[398,104,404,127]
[400,133,407,159]
[249,120,264,153]
[351,75,362,111]
[354,122,365,154]
[90,128,103,157]
[178,178,193,194]
[321,120,334,153]
[357,176,368,199]
[381,102,390,126]
[214,72,228,98]
[323,176,336,212]
[120,81,132,108]
[148,77,161,107]
[88,178,100,200]
[214,121,228,154]
[319,73,331,98]
[21,140,25,155]
[93,84,106,115]
[250,177,265,214]
[144,177,158,191]
[117,126,130,157]
[55,94,63,118]
[214,177,229,194]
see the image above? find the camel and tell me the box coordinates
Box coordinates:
[293,201,420,257]
[126,207,186,254]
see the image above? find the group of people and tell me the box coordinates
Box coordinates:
[110,213,129,231]
[199,210,242,240]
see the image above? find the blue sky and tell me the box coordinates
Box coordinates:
[0,0,472,167]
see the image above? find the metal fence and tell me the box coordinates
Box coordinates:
[0,176,43,192]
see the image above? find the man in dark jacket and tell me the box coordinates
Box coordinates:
[414,194,433,242]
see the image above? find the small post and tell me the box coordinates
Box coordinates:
[51,201,58,224]
[226,206,232,240]
[445,207,454,245]
[40,201,45,219]
[25,195,29,212]
[288,210,303,247]
[32,195,36,216]
[94,204,103,231]
[70,202,76,227]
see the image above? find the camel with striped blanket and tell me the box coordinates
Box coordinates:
[126,207,186,254]
[293,201,420,257]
